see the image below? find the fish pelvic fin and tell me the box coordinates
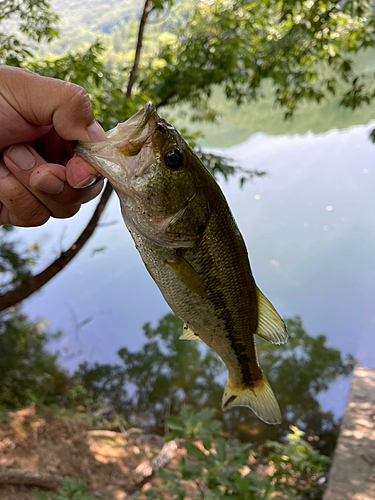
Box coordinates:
[179,324,202,341]
[255,287,288,345]
[221,371,281,424]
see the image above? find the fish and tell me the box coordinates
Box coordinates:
[74,102,288,424]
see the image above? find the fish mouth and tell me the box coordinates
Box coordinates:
[73,101,157,183]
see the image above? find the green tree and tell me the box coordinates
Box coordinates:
[76,360,129,417]
[0,307,70,409]
[77,314,224,431]
[140,0,375,118]
[0,0,57,65]
[0,225,39,293]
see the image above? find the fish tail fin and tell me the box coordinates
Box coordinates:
[221,371,281,424]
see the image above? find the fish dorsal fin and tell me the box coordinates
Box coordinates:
[179,324,202,341]
[222,370,281,424]
[166,256,208,298]
[255,287,288,345]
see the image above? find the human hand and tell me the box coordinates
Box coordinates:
[0,66,108,227]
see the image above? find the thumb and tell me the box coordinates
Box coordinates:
[0,66,107,143]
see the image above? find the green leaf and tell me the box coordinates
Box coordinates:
[167,415,184,431]
[185,442,207,461]
[156,468,179,479]
[202,436,212,451]
[215,437,227,462]
[180,463,203,479]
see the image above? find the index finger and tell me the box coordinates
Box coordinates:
[0,66,108,144]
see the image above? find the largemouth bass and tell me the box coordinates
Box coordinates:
[75,102,288,424]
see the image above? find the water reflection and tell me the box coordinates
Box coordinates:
[75,312,354,456]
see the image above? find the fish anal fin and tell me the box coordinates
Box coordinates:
[255,287,288,345]
[166,256,208,298]
[221,371,281,424]
[179,324,202,341]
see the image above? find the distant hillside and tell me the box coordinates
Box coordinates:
[51,0,138,32]
[44,0,189,57]
[41,0,141,55]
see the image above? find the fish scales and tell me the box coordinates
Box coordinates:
[132,185,261,389]
[74,102,288,424]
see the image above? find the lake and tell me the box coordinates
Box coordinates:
[15,113,375,419]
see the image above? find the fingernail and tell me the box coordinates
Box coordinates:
[0,158,10,179]
[87,121,108,142]
[7,145,36,170]
[74,174,103,189]
[32,172,64,195]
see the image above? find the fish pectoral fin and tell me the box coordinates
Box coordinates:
[255,287,288,345]
[179,324,202,341]
[222,371,281,424]
[166,256,208,298]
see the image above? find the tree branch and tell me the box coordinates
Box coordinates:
[156,90,178,109]
[126,0,153,99]
[0,468,65,490]
[127,439,178,495]
[0,182,113,313]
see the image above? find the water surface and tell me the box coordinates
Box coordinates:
[17,121,375,417]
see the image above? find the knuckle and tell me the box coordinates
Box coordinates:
[78,182,104,204]
[64,83,92,113]
[12,209,50,227]
[11,195,50,227]
[23,207,50,227]
[52,204,80,220]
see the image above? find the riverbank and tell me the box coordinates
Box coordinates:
[323,365,375,500]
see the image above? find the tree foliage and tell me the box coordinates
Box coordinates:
[0,307,69,409]
[27,43,144,131]
[0,0,58,65]
[0,225,39,293]
[76,314,224,430]
[131,406,330,500]
[33,479,103,500]
[139,0,375,119]
[76,313,354,455]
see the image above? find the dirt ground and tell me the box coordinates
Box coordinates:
[0,406,185,500]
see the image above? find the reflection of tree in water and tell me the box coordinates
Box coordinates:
[78,313,354,456]
[0,300,353,457]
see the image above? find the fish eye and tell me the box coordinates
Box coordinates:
[164,147,183,169]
